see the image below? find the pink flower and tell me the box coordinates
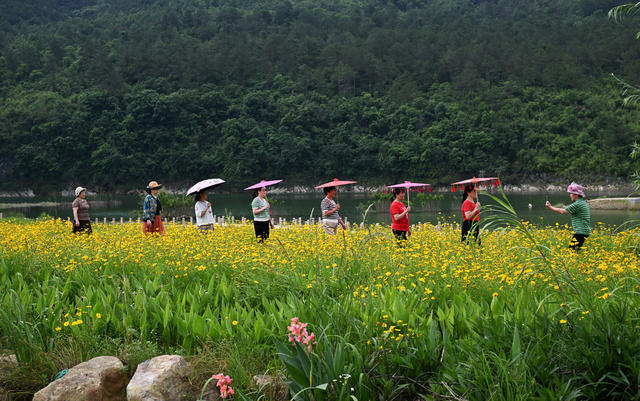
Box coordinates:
[287,317,317,351]
[212,373,235,399]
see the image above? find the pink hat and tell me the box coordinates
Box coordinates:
[567,182,585,197]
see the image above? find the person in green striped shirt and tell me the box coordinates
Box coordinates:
[545,182,591,251]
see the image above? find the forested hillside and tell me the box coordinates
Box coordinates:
[1,0,639,191]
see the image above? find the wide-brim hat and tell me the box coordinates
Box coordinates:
[567,182,585,197]
[146,181,163,190]
[75,186,86,197]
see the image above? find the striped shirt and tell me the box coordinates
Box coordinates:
[321,197,339,220]
[565,198,591,235]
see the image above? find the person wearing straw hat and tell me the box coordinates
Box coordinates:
[461,184,481,244]
[195,189,214,234]
[546,182,591,250]
[321,187,347,235]
[390,188,411,242]
[251,186,273,242]
[142,181,166,235]
[71,186,92,235]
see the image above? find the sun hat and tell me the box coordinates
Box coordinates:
[75,187,86,197]
[566,182,585,197]
[146,181,163,191]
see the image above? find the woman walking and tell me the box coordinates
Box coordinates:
[195,190,214,233]
[321,187,347,235]
[142,181,166,235]
[252,187,272,242]
[390,188,411,242]
[546,182,591,251]
[461,185,481,244]
[72,186,92,234]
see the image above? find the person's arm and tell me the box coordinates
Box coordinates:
[464,202,481,220]
[393,205,411,220]
[323,203,340,216]
[545,201,569,214]
[252,200,269,215]
[198,203,209,218]
[73,207,79,226]
[143,196,154,225]
[338,217,347,230]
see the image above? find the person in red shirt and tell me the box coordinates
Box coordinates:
[461,184,481,244]
[390,188,411,242]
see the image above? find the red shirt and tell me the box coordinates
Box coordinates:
[462,199,479,221]
[390,200,409,231]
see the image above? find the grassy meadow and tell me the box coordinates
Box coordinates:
[1,213,640,400]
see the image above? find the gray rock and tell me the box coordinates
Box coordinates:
[0,354,17,368]
[126,355,190,401]
[33,356,127,401]
[252,374,289,401]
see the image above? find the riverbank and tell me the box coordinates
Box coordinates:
[0,182,636,197]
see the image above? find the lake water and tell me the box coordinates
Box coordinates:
[1,191,639,228]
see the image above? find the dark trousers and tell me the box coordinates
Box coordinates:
[72,220,92,235]
[254,220,270,242]
[392,229,407,242]
[461,220,480,245]
[569,234,588,251]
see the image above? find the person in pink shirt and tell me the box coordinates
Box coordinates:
[461,184,481,244]
[390,188,411,242]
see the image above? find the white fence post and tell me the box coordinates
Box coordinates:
[103,217,107,224]
[120,217,124,224]
[189,217,193,224]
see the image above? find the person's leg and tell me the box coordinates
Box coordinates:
[323,220,337,235]
[255,221,268,242]
[81,220,92,235]
[472,222,480,245]
[254,221,261,240]
[393,229,406,240]
[569,234,587,251]
[461,220,471,243]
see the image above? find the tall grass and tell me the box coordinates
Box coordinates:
[1,211,640,400]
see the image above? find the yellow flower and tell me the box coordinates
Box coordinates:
[55,326,62,331]
[232,320,238,326]
[492,292,498,297]
[560,320,567,324]
[63,322,69,327]
[96,313,102,319]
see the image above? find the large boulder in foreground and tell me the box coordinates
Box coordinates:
[33,356,127,401]
[126,355,190,401]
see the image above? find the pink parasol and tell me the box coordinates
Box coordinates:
[186,178,226,196]
[385,181,431,192]
[385,181,431,207]
[244,179,283,191]
[315,178,357,189]
[450,177,500,192]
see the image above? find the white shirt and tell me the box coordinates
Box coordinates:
[195,201,214,226]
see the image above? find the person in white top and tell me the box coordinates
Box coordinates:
[194,190,214,233]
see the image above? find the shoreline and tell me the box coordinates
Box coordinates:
[0,183,636,198]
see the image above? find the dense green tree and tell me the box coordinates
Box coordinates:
[0,0,639,192]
